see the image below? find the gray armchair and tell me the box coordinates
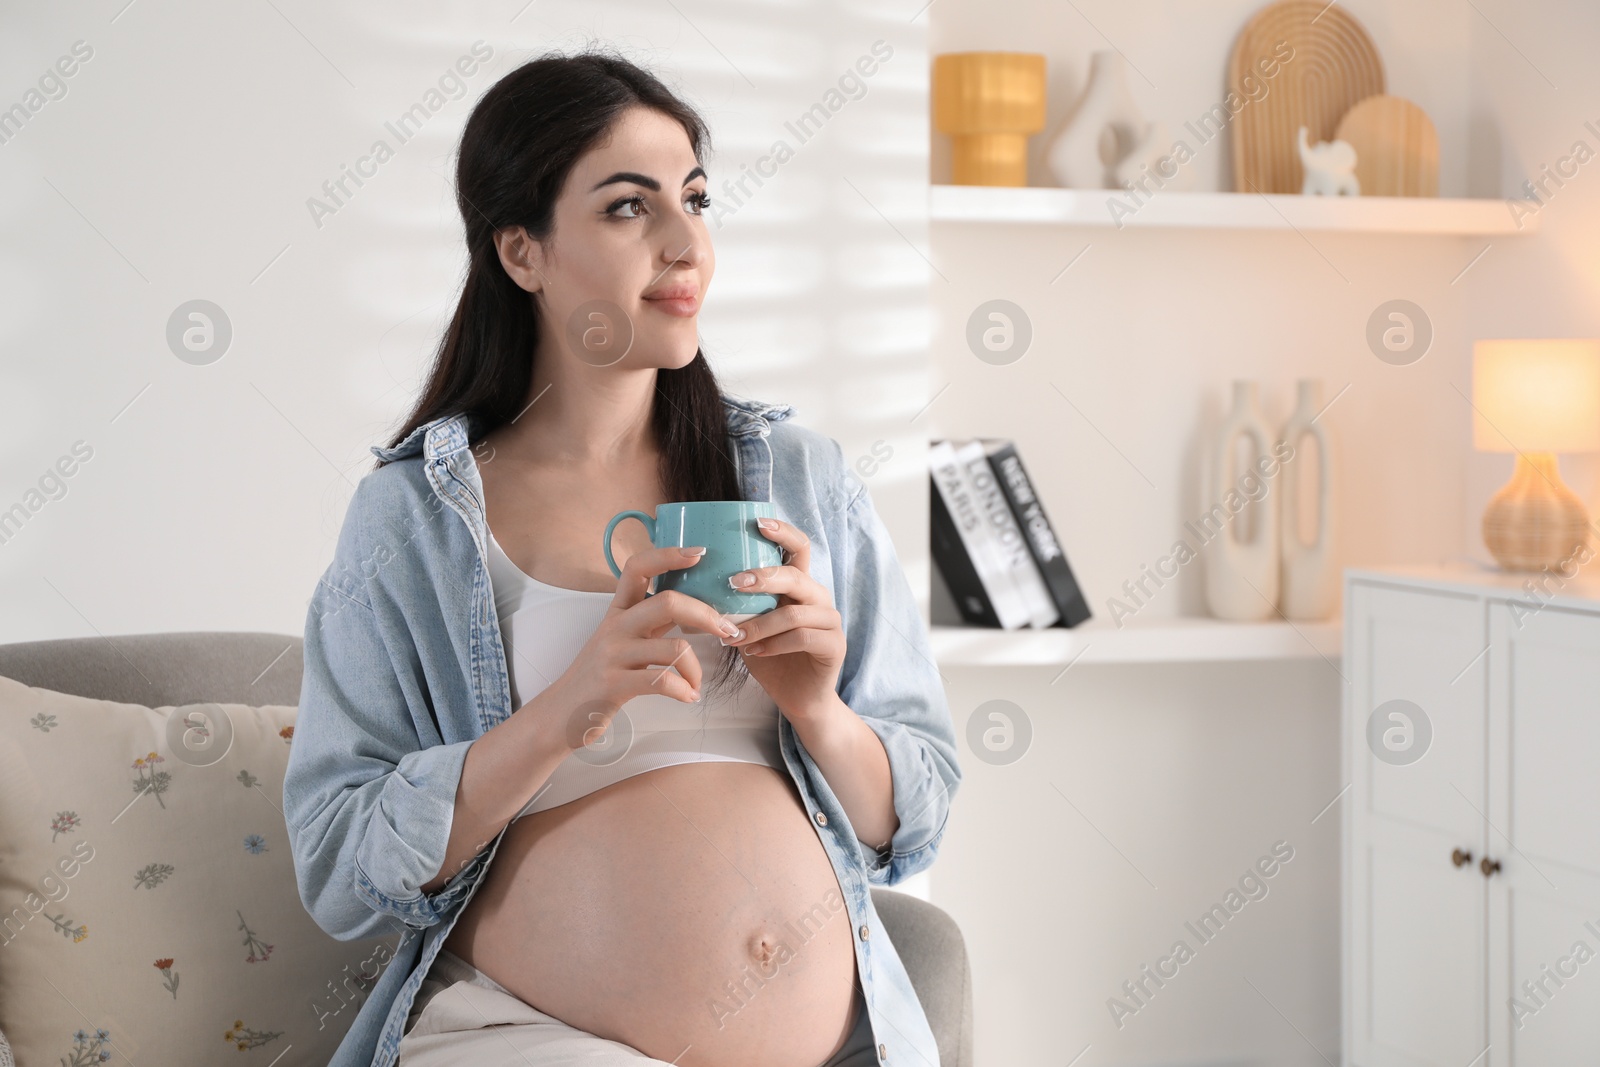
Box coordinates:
[0,631,973,1067]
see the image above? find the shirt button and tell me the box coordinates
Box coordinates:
[858,924,870,941]
[814,810,828,826]
[878,1042,888,1059]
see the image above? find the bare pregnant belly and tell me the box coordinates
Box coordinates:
[441,761,860,1067]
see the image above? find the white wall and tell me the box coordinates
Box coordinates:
[0,0,931,650]
[1463,0,1600,521]
[925,1,1600,1064]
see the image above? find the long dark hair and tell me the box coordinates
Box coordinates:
[381,48,749,698]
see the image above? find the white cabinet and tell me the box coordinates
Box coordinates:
[1344,567,1600,1067]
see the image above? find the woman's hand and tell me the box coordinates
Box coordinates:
[531,544,741,752]
[720,516,846,722]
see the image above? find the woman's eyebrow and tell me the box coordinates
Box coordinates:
[592,171,659,192]
[591,165,706,193]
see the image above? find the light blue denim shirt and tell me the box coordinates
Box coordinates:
[283,392,961,1067]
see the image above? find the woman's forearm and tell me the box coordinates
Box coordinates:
[790,692,899,850]
[419,694,572,894]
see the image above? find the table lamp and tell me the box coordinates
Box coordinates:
[932,53,1046,186]
[1472,339,1600,571]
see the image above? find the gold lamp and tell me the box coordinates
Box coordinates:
[932,52,1046,186]
[1472,339,1600,571]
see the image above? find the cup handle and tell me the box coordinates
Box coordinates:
[603,510,656,582]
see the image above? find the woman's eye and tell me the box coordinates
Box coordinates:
[686,191,711,215]
[608,196,645,219]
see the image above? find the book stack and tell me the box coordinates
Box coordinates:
[929,438,1092,630]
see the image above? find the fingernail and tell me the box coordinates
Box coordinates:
[729,572,755,588]
[688,688,702,702]
[720,621,742,639]
[757,517,778,530]
[681,546,706,557]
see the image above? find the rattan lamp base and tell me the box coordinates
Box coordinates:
[1482,452,1592,571]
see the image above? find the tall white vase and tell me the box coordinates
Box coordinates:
[1204,381,1279,621]
[1279,379,1338,620]
[1047,51,1151,188]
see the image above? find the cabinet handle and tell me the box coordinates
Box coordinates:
[1480,856,1502,878]
[1451,848,1473,868]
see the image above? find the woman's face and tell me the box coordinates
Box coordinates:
[503,105,714,374]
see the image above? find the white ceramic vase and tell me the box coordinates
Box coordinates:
[1204,380,1279,621]
[1279,379,1338,619]
[1048,51,1152,189]
[1111,118,1195,192]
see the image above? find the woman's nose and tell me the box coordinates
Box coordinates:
[657,213,708,271]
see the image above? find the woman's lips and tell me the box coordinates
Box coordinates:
[642,294,699,317]
[643,286,700,315]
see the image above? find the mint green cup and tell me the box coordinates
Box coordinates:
[603,500,781,621]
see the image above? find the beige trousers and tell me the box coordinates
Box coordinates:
[397,949,880,1066]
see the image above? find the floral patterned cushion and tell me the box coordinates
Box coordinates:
[0,675,397,1066]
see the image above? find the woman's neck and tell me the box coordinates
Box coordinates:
[492,364,660,469]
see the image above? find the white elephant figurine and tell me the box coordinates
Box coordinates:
[1298,126,1360,196]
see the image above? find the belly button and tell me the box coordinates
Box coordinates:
[748,930,794,971]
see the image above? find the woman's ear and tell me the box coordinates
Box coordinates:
[493,226,547,294]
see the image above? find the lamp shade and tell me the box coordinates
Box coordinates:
[1472,339,1600,454]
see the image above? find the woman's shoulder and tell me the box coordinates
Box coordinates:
[311,455,468,613]
[321,456,458,583]
[738,394,832,461]
[753,408,866,525]
[348,455,447,529]
[766,414,836,459]
[718,390,832,474]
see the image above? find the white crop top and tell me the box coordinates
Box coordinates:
[484,527,782,818]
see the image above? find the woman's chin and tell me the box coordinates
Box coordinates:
[628,337,704,369]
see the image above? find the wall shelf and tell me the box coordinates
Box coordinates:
[930,615,1342,667]
[930,184,1534,235]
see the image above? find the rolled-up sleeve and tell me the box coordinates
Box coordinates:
[283,566,486,941]
[834,471,962,887]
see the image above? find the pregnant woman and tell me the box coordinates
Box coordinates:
[282,50,959,1067]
